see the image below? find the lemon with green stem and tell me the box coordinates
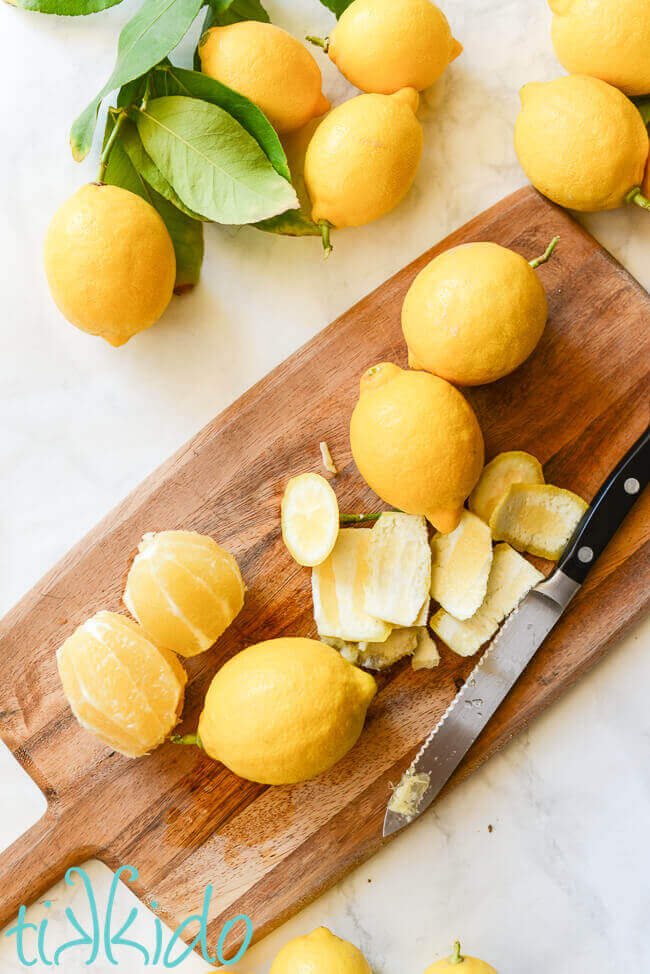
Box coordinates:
[424,940,497,972]
[515,75,650,213]
[176,638,377,784]
[308,0,462,95]
[304,88,423,253]
[402,237,558,386]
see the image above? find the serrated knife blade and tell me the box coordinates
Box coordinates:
[382,426,649,838]
[382,571,580,838]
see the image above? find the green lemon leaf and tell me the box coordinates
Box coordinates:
[633,96,650,130]
[70,0,203,162]
[318,0,354,17]
[119,116,205,220]
[151,64,290,181]
[14,0,122,14]
[135,95,298,224]
[256,208,320,236]
[203,0,269,27]
[103,115,204,291]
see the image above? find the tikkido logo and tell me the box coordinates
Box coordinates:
[6,866,253,968]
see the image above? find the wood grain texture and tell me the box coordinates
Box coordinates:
[0,187,648,956]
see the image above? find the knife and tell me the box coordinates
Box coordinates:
[383,425,650,838]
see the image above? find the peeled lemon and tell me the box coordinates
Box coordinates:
[514,75,649,211]
[326,0,462,94]
[549,0,650,97]
[197,638,377,784]
[430,510,493,620]
[44,184,176,346]
[350,363,484,533]
[469,450,545,524]
[199,22,329,134]
[281,472,339,567]
[124,530,245,657]
[489,483,587,560]
[57,611,187,757]
[304,89,423,229]
[402,242,550,385]
[424,941,497,973]
[270,927,372,974]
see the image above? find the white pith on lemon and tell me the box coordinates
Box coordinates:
[411,628,440,670]
[388,768,430,818]
[281,472,340,567]
[489,483,588,560]
[312,528,392,642]
[469,450,545,524]
[431,543,544,656]
[364,512,431,626]
[430,510,493,620]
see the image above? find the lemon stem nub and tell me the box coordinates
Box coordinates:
[450,940,464,964]
[319,220,333,257]
[626,187,650,211]
[529,235,560,269]
[171,732,203,750]
[306,34,330,52]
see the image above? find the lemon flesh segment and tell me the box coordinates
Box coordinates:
[312,528,392,642]
[469,450,545,524]
[430,510,493,621]
[271,927,372,974]
[281,472,340,567]
[489,483,588,561]
[56,611,187,757]
[364,512,431,626]
[411,628,441,670]
[197,638,377,785]
[124,530,245,658]
[431,543,544,657]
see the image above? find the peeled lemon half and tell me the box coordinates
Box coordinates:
[281,472,339,567]
[124,530,245,657]
[489,483,588,560]
[57,611,187,757]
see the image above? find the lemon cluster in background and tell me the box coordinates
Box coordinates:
[514,0,650,213]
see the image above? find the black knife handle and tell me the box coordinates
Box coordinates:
[557,425,650,585]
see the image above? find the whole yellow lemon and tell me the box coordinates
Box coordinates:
[44,184,176,346]
[304,88,423,228]
[514,75,649,211]
[350,363,484,533]
[199,22,330,134]
[549,0,650,97]
[327,0,462,94]
[270,927,372,974]
[197,638,377,784]
[124,531,245,658]
[424,940,497,973]
[402,242,548,385]
[57,611,187,758]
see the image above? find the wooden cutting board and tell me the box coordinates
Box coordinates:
[0,187,648,959]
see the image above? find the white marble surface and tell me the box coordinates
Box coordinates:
[0,0,648,970]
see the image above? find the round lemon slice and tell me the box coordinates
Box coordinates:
[281,473,340,567]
